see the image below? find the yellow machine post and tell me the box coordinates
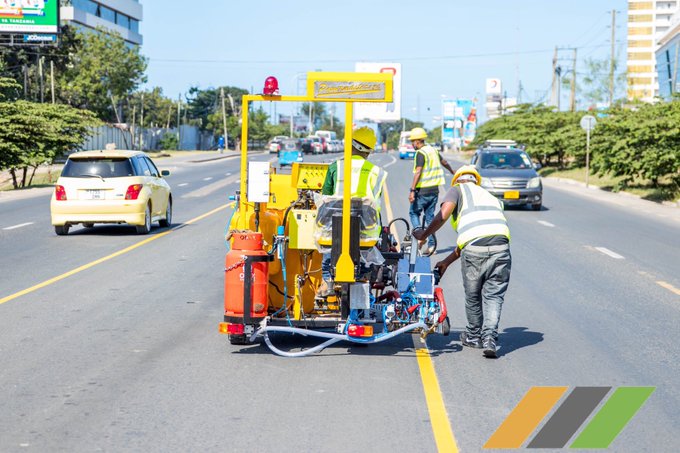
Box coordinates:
[237,97,250,229]
[334,103,356,283]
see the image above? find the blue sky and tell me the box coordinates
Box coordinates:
[142,0,628,125]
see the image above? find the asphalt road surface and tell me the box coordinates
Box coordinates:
[1,151,679,452]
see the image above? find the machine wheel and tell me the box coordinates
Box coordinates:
[531,203,542,211]
[159,198,172,227]
[228,334,248,345]
[136,204,152,234]
[54,224,70,236]
[441,316,451,336]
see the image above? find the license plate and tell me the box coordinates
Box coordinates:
[504,191,520,199]
[87,189,103,200]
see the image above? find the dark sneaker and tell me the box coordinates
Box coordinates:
[482,337,497,358]
[460,331,482,349]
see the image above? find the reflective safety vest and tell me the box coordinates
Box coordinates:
[413,145,445,188]
[334,155,387,201]
[451,183,510,248]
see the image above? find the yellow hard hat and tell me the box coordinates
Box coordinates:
[452,165,482,185]
[409,127,427,141]
[352,126,377,153]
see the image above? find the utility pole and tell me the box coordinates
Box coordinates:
[570,48,578,112]
[139,93,145,151]
[608,9,616,107]
[551,46,558,106]
[50,60,55,104]
[220,87,228,152]
[38,55,44,103]
[177,94,182,148]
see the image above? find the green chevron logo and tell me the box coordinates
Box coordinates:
[484,386,655,449]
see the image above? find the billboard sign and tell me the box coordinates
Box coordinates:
[307,71,393,102]
[486,78,502,96]
[354,62,402,122]
[0,0,59,34]
[442,99,477,147]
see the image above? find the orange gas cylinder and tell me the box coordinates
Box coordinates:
[224,232,270,320]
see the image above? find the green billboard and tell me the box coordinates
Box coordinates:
[0,0,59,34]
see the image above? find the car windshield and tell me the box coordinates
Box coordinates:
[480,152,532,170]
[62,158,134,178]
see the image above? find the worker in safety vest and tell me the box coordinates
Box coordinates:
[408,127,455,256]
[413,165,511,358]
[317,126,388,297]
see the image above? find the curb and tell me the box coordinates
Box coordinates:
[544,176,678,209]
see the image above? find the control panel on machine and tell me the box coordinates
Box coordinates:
[291,162,329,190]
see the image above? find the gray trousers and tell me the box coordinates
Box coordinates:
[460,245,511,341]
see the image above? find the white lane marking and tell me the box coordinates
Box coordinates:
[3,222,34,231]
[537,220,555,228]
[202,177,213,181]
[178,183,189,187]
[594,247,624,260]
[382,155,398,168]
[226,172,232,176]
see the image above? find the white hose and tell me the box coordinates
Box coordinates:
[251,322,429,357]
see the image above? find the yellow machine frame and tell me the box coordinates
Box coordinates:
[235,71,394,283]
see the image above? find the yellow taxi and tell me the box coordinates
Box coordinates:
[50,150,172,235]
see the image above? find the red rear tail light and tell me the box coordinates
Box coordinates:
[125,184,143,200]
[227,323,245,335]
[347,324,374,338]
[55,185,67,201]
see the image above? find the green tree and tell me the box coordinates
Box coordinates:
[186,86,248,133]
[124,87,178,128]
[562,57,627,108]
[590,101,680,188]
[0,101,100,188]
[0,77,21,101]
[59,27,147,121]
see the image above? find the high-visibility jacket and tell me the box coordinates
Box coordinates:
[334,155,387,201]
[413,145,445,188]
[451,183,510,248]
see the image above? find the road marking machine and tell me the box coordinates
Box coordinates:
[219,72,450,356]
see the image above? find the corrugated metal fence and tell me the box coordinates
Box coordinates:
[81,125,216,151]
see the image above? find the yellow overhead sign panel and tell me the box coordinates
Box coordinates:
[306,72,393,102]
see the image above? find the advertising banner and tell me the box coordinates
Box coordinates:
[0,0,59,34]
[354,62,402,122]
[441,99,477,147]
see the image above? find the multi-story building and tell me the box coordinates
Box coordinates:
[627,0,679,102]
[60,0,143,46]
[656,9,680,98]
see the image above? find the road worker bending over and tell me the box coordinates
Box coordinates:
[314,127,388,297]
[413,165,511,358]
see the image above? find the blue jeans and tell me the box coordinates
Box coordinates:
[460,246,512,341]
[322,253,332,281]
[409,191,438,247]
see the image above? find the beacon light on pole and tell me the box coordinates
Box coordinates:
[263,76,279,95]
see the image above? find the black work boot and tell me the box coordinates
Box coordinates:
[460,331,482,349]
[482,337,497,358]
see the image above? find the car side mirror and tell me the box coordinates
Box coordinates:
[533,162,542,170]
[161,170,170,176]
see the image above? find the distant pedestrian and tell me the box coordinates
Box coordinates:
[218,136,225,153]
[408,127,455,256]
[413,165,511,358]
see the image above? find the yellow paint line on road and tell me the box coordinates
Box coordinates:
[657,280,680,296]
[416,345,460,453]
[384,184,457,452]
[0,204,228,306]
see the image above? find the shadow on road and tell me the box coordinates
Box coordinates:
[497,326,544,357]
